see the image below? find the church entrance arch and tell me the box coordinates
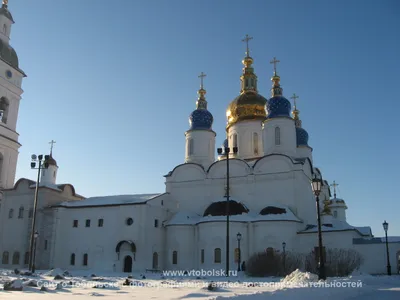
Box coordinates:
[123,255,132,273]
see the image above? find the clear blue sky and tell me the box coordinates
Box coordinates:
[10,0,400,236]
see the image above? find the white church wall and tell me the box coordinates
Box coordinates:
[227,120,264,160]
[184,130,216,169]
[296,146,313,163]
[262,118,297,157]
[354,243,400,275]
[165,225,195,270]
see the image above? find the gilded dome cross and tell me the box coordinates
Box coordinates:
[242,34,253,57]
[270,57,280,75]
[198,72,206,90]
[330,181,339,198]
[49,139,56,155]
[290,93,299,109]
[2,0,8,5]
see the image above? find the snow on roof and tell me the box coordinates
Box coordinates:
[166,204,301,226]
[57,194,161,208]
[353,236,400,244]
[29,182,63,191]
[299,220,372,236]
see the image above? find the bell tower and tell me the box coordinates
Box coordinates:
[0,0,26,188]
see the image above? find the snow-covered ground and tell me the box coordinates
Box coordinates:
[0,268,399,299]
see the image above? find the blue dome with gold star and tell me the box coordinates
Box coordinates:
[266,96,291,119]
[189,109,213,130]
[296,127,309,146]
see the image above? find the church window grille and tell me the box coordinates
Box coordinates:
[12,252,20,265]
[172,251,178,265]
[73,220,78,227]
[200,249,204,264]
[333,211,338,218]
[85,219,91,227]
[2,251,9,264]
[253,132,259,155]
[8,208,13,218]
[44,240,48,250]
[154,219,159,228]
[70,253,75,266]
[18,206,24,219]
[214,248,222,263]
[126,218,134,226]
[188,139,194,156]
[24,252,29,265]
[83,253,88,266]
[275,127,281,145]
[28,208,33,218]
[233,133,238,148]
[98,219,104,227]
[0,97,9,124]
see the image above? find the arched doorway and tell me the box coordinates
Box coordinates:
[124,255,132,273]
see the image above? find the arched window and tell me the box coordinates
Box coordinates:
[18,206,24,219]
[214,248,221,263]
[275,127,281,145]
[152,252,158,269]
[333,211,338,218]
[70,253,75,265]
[2,24,6,34]
[188,139,194,156]
[233,133,238,148]
[12,252,20,264]
[253,132,259,155]
[24,252,29,265]
[2,251,9,264]
[83,253,88,266]
[8,208,13,218]
[0,153,3,182]
[200,249,205,264]
[0,97,9,124]
[28,208,33,218]
[172,251,178,265]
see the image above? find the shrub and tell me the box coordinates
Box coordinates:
[246,250,304,277]
[305,248,364,277]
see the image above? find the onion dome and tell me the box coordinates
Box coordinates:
[290,93,310,147]
[266,58,291,119]
[45,153,57,167]
[226,35,267,129]
[188,72,214,130]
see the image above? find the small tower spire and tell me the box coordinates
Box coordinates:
[330,180,339,198]
[270,57,282,97]
[196,72,207,110]
[240,34,257,94]
[290,93,302,127]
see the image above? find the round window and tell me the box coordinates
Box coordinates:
[126,218,133,226]
[5,70,12,79]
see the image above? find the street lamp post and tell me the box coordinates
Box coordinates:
[311,174,326,280]
[217,145,238,277]
[32,231,39,273]
[29,154,49,272]
[282,242,286,275]
[237,232,242,272]
[383,220,391,276]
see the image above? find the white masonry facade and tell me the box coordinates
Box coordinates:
[0,4,399,276]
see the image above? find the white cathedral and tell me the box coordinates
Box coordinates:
[0,3,399,275]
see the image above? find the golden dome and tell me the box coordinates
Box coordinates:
[226,92,267,129]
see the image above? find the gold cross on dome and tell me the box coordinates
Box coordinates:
[270,57,280,75]
[242,34,253,56]
[330,181,339,198]
[49,140,56,155]
[290,93,299,108]
[198,72,206,89]
[2,0,8,6]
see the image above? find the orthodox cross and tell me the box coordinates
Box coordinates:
[290,93,299,109]
[330,180,339,198]
[242,34,253,56]
[49,140,56,155]
[198,72,206,90]
[270,57,280,75]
